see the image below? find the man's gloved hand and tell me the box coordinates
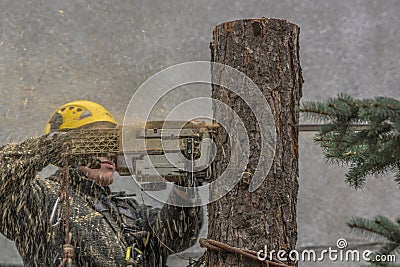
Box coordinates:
[42,131,71,167]
[170,177,201,206]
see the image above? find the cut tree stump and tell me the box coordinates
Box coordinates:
[207,18,303,267]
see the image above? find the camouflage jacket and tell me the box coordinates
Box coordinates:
[0,134,202,266]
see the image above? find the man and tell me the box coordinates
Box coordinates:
[0,100,202,266]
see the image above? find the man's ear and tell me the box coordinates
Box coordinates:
[49,113,63,132]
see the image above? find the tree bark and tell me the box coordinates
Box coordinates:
[207,18,303,266]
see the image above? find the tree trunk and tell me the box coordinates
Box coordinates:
[207,18,303,266]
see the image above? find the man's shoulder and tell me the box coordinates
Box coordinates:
[29,173,60,195]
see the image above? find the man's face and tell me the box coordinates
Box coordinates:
[76,122,117,187]
[80,156,116,187]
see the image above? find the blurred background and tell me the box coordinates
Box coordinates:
[1,0,400,266]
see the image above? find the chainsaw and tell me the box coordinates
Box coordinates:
[66,120,218,191]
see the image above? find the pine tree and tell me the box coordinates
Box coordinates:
[299,93,400,188]
[300,94,400,266]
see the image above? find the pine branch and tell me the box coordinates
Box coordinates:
[376,242,400,257]
[300,94,400,188]
[348,217,396,242]
[348,216,400,266]
[374,216,400,243]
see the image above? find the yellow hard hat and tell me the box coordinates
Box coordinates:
[44,100,117,134]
